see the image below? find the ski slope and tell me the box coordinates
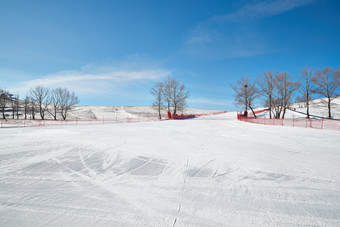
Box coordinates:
[1,112,340,226]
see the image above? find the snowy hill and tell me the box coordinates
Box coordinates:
[2,102,223,121]
[290,96,340,119]
[68,105,223,120]
[256,96,340,119]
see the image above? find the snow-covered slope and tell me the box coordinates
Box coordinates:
[290,97,340,119]
[1,113,339,226]
[38,105,223,120]
[252,97,340,119]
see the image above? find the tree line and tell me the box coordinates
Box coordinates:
[232,66,340,119]
[0,86,79,120]
[151,77,189,119]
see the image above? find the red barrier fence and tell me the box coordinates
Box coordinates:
[0,116,158,129]
[0,111,229,129]
[170,111,228,120]
[237,110,340,131]
[173,114,196,120]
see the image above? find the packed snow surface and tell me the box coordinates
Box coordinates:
[1,112,340,226]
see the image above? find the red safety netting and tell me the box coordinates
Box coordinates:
[169,111,228,120]
[237,110,340,131]
[0,111,229,128]
[0,116,158,129]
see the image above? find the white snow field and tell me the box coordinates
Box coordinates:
[1,112,340,226]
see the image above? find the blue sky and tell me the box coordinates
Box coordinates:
[1,0,339,110]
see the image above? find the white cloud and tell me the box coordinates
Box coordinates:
[10,60,171,96]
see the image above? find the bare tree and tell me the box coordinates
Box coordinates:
[231,75,258,117]
[24,95,30,119]
[48,88,61,120]
[30,85,50,119]
[59,88,79,120]
[150,82,164,119]
[272,72,299,119]
[312,67,340,118]
[162,76,173,114]
[299,66,314,118]
[176,98,187,114]
[9,94,18,119]
[29,96,37,120]
[160,77,189,116]
[170,79,189,116]
[257,70,275,118]
[14,94,20,119]
[0,89,10,120]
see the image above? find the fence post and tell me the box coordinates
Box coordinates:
[321,117,324,129]
[282,118,283,126]
[306,118,307,128]
[24,120,25,128]
[293,116,295,127]
[1,120,2,128]
[103,116,104,124]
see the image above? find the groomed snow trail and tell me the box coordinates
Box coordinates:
[0,112,340,226]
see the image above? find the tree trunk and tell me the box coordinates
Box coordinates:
[2,108,5,120]
[306,93,310,118]
[12,104,15,119]
[173,104,177,117]
[328,96,331,118]
[40,110,44,120]
[53,107,57,120]
[282,107,286,119]
[62,109,67,120]
[269,96,272,119]
[248,105,256,118]
[158,104,161,120]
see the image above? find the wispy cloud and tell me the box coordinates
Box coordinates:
[10,56,171,96]
[20,69,168,87]
[211,0,314,22]
[183,0,313,59]
[183,23,267,59]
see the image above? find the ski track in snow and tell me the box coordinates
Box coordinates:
[1,112,340,226]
